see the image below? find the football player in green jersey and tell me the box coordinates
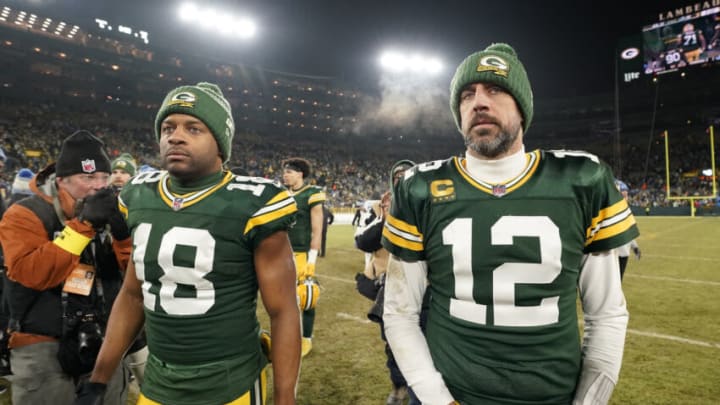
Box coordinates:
[76,83,301,405]
[381,44,639,405]
[281,158,326,357]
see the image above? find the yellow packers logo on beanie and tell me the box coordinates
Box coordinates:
[477,55,509,77]
[169,92,197,108]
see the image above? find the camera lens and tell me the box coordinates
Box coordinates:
[78,322,103,357]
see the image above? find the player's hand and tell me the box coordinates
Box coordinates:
[633,247,641,260]
[75,381,106,405]
[306,262,316,278]
[78,187,117,229]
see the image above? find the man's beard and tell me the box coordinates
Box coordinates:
[464,121,521,158]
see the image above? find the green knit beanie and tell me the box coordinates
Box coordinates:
[449,43,533,134]
[154,82,235,163]
[111,153,137,176]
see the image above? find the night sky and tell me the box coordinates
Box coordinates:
[15,0,688,99]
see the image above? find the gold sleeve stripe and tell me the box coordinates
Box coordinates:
[244,197,297,235]
[587,199,629,239]
[118,196,128,219]
[267,190,292,205]
[309,192,327,204]
[53,225,92,255]
[254,195,296,217]
[585,214,637,246]
[382,226,423,252]
[586,207,633,242]
[384,220,423,243]
[386,214,422,238]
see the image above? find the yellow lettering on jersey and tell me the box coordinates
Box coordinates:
[430,179,456,203]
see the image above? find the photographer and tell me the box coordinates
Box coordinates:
[0,131,130,405]
[355,161,420,405]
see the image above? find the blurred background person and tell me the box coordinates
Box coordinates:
[320,204,334,257]
[615,179,641,280]
[6,168,35,206]
[282,157,326,357]
[109,153,137,190]
[355,160,419,405]
[110,151,147,384]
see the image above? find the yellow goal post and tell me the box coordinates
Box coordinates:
[663,125,716,217]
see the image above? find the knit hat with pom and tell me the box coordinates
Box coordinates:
[12,168,35,195]
[155,82,235,163]
[449,43,533,134]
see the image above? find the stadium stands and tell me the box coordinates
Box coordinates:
[1,4,719,212]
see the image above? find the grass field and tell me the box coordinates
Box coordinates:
[260,217,720,405]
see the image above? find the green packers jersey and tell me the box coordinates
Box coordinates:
[119,170,296,403]
[287,184,326,252]
[382,150,639,404]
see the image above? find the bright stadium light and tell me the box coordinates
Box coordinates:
[178,3,197,22]
[178,2,257,40]
[378,50,444,76]
[235,17,256,39]
[426,58,443,74]
[379,51,405,72]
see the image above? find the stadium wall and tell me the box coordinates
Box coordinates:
[631,206,720,216]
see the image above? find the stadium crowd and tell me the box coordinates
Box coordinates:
[0,100,455,209]
[0,100,717,210]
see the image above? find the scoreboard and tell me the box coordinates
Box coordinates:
[93,18,149,45]
[617,3,720,86]
[641,4,720,75]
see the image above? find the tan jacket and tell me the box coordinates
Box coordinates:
[0,164,131,348]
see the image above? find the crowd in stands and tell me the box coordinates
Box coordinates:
[1,100,717,210]
[604,130,718,209]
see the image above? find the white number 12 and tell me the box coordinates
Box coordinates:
[443,216,561,327]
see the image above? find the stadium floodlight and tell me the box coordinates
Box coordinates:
[235,17,256,39]
[378,50,444,76]
[178,2,257,40]
[178,3,197,22]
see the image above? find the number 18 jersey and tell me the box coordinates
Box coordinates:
[119,171,297,401]
[382,150,639,404]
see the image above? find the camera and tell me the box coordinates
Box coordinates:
[66,311,103,362]
[77,320,103,360]
[58,310,105,377]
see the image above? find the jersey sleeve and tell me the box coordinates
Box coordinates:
[242,180,298,249]
[583,161,639,253]
[307,186,327,208]
[382,167,426,261]
[118,170,164,222]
